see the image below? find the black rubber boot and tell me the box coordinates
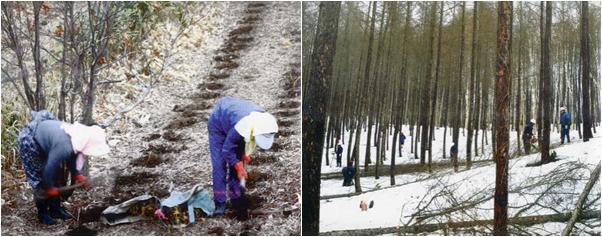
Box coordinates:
[49,198,72,220]
[36,200,56,225]
[231,195,249,221]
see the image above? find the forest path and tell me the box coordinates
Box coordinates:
[1,2,300,235]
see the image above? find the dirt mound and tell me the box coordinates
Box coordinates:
[270,142,286,152]
[274,109,299,117]
[214,54,239,62]
[245,193,265,210]
[215,61,239,70]
[114,172,158,187]
[208,72,231,80]
[78,205,107,223]
[246,170,270,189]
[277,119,295,128]
[130,152,162,168]
[277,129,295,137]
[198,82,225,90]
[278,100,300,109]
[165,117,198,129]
[162,130,183,141]
[65,225,98,236]
[147,143,183,154]
[194,91,221,100]
[241,15,260,24]
[173,102,211,112]
[229,25,253,36]
[144,133,161,141]
[209,227,225,236]
[250,154,278,165]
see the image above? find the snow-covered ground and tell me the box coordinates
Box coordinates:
[320,126,601,235]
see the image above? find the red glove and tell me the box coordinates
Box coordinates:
[46,187,60,198]
[234,162,248,181]
[242,154,251,165]
[74,174,90,188]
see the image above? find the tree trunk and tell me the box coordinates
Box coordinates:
[494,2,511,235]
[420,2,437,167]
[540,2,552,164]
[581,1,593,141]
[301,2,340,235]
[466,1,478,169]
[428,2,444,173]
[32,2,46,110]
[452,2,467,173]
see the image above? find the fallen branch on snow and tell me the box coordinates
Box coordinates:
[321,210,600,236]
[562,163,601,236]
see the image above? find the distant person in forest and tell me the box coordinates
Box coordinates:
[335,142,343,167]
[450,142,458,158]
[560,107,571,144]
[208,96,278,220]
[399,132,406,158]
[523,119,536,154]
[342,160,356,186]
[18,110,110,225]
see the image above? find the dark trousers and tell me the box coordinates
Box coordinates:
[336,154,342,167]
[561,126,570,144]
[523,138,531,154]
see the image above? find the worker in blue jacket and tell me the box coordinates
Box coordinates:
[560,107,571,144]
[207,96,278,220]
[399,132,406,158]
[18,110,110,225]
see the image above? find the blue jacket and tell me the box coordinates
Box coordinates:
[560,112,571,126]
[399,134,406,145]
[35,120,79,188]
[208,97,265,165]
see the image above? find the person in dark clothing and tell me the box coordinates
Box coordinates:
[560,107,571,144]
[335,143,343,167]
[523,119,536,154]
[450,143,458,158]
[18,110,110,225]
[399,132,406,158]
[342,161,356,187]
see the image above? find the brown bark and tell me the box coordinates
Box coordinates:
[494,2,511,235]
[302,2,341,235]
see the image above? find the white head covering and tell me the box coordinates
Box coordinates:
[234,111,278,152]
[560,107,567,113]
[61,122,110,156]
[530,119,536,124]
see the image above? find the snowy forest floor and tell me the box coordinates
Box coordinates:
[1,2,301,235]
[319,126,601,235]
